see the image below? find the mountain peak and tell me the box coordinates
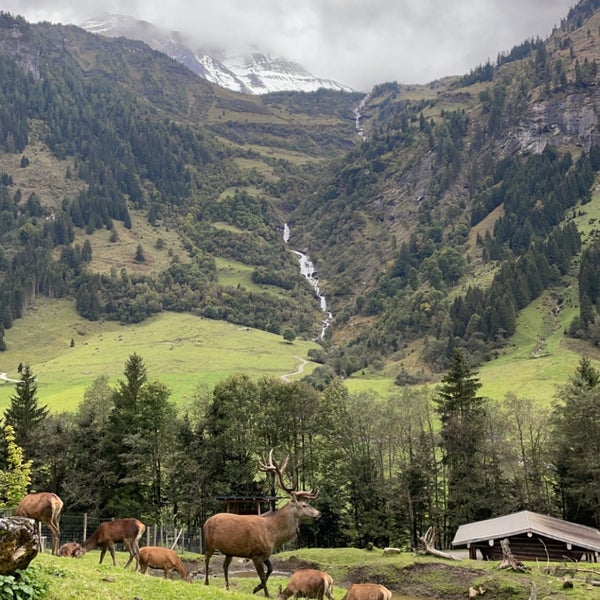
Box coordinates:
[80,13,354,95]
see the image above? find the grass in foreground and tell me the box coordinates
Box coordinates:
[28,547,600,600]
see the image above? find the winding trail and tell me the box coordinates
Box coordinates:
[280,356,310,382]
[0,372,20,383]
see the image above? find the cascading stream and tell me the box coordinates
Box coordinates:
[284,224,332,340]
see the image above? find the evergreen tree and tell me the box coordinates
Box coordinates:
[3,365,48,463]
[62,376,114,514]
[134,243,145,262]
[551,357,600,527]
[104,353,148,516]
[435,350,489,545]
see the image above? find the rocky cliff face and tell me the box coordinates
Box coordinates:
[512,91,599,155]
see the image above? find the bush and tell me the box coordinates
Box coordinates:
[0,565,48,600]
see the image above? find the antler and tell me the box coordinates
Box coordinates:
[293,489,319,501]
[258,449,319,500]
[259,449,296,495]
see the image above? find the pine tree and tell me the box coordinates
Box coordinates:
[435,350,489,543]
[552,357,600,527]
[3,365,49,462]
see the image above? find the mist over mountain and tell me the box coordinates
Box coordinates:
[80,13,354,95]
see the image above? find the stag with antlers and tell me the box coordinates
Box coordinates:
[203,450,320,597]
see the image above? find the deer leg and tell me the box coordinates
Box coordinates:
[264,558,273,582]
[123,540,137,569]
[223,555,233,590]
[251,557,270,596]
[125,539,142,570]
[132,540,141,571]
[204,550,213,585]
[108,541,117,566]
[47,523,60,555]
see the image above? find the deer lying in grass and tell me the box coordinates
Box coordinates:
[278,569,334,600]
[341,584,392,600]
[204,449,320,597]
[82,518,145,570]
[139,546,192,582]
[58,541,83,558]
[15,492,63,555]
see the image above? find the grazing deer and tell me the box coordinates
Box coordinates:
[139,546,192,582]
[15,492,63,555]
[82,518,145,570]
[278,569,334,600]
[342,583,392,600]
[58,541,83,558]
[204,449,320,597]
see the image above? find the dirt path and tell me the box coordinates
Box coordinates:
[280,356,310,382]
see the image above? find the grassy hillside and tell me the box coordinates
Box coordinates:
[0,297,320,413]
[345,288,600,406]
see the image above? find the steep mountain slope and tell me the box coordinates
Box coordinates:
[80,13,353,95]
[0,12,361,348]
[1,2,600,386]
[288,0,600,379]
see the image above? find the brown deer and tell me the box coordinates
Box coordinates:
[139,546,192,582]
[58,541,83,558]
[82,518,145,570]
[15,492,63,555]
[203,449,320,597]
[278,569,334,600]
[341,584,392,600]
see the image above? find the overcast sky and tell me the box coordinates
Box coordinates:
[1,0,577,91]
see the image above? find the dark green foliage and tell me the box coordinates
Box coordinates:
[435,351,492,542]
[552,357,600,527]
[496,37,543,67]
[3,366,48,465]
[458,61,494,87]
[574,238,600,340]
[0,564,48,600]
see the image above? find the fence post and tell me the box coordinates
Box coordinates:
[83,513,88,542]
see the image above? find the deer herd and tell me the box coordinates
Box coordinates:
[13,450,393,599]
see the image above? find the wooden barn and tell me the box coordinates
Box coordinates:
[451,510,600,562]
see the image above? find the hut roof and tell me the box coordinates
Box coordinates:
[451,510,600,552]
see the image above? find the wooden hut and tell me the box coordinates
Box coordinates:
[215,495,279,515]
[451,510,600,562]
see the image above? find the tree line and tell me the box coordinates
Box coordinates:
[0,351,598,550]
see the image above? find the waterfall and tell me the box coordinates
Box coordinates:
[353,93,370,141]
[284,224,331,340]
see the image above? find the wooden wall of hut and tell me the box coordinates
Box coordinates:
[471,533,596,562]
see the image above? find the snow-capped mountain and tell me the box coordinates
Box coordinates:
[81,14,353,95]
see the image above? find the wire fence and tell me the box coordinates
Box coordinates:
[3,511,204,554]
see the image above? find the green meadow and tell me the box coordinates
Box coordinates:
[0,297,320,413]
[1,266,599,415]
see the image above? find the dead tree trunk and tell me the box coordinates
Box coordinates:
[498,538,529,572]
[417,526,459,560]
